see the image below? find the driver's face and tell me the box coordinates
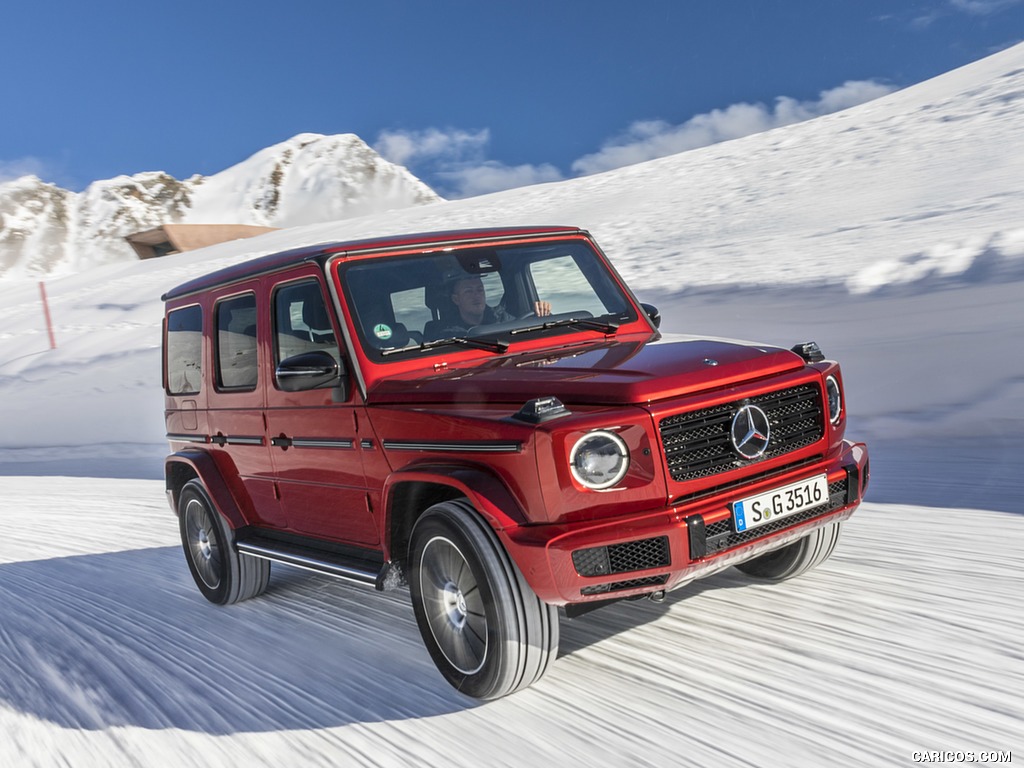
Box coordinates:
[451,277,487,322]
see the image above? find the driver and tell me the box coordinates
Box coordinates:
[448,275,551,331]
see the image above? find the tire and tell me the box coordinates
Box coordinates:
[735,521,843,582]
[409,499,559,700]
[178,479,270,605]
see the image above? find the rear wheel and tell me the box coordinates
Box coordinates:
[178,479,270,604]
[409,499,559,700]
[735,521,843,581]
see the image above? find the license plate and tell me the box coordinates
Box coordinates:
[732,474,829,533]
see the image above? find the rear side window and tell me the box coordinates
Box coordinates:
[215,293,258,391]
[166,305,203,395]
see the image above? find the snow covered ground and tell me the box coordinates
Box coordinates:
[0,479,1019,767]
[1,43,1022,767]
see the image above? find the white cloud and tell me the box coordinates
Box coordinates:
[812,80,897,113]
[375,127,562,198]
[571,80,896,176]
[913,0,1022,26]
[0,157,48,184]
[949,0,1023,14]
[374,127,490,167]
[376,79,895,196]
[439,162,563,199]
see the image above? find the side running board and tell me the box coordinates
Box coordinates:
[235,535,405,590]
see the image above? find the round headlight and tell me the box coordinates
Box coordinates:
[825,375,843,425]
[570,430,630,490]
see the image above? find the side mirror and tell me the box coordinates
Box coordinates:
[640,302,661,329]
[275,351,345,392]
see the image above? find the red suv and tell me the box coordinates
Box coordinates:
[162,226,868,699]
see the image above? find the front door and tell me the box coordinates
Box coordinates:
[263,271,380,547]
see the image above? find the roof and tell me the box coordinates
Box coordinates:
[161,226,583,301]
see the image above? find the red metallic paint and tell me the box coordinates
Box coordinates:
[163,227,869,608]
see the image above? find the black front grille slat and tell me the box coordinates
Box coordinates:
[705,519,732,538]
[659,384,825,482]
[670,455,823,506]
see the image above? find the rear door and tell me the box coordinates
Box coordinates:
[205,283,283,529]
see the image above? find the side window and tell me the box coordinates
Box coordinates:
[166,305,203,395]
[273,279,340,366]
[215,293,258,391]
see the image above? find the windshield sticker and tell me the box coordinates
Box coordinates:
[373,323,393,340]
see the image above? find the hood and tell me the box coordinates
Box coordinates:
[366,334,805,406]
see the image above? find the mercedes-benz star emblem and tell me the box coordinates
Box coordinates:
[730,404,771,459]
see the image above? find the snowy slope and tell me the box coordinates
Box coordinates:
[0,483,1018,768]
[0,43,1022,768]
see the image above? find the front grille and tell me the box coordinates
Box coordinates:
[671,455,823,506]
[703,478,848,555]
[659,384,824,482]
[581,575,668,596]
[572,536,670,577]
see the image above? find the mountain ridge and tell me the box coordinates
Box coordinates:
[0,133,442,279]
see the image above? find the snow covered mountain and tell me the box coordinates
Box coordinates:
[0,133,442,278]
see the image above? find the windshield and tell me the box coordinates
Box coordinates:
[338,238,636,359]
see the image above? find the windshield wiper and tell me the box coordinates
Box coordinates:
[380,335,509,357]
[509,316,621,336]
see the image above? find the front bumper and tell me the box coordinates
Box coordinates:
[500,440,868,605]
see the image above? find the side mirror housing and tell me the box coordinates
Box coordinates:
[275,351,346,393]
[640,302,661,329]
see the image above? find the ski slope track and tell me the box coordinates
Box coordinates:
[0,479,1020,767]
[1,44,1023,767]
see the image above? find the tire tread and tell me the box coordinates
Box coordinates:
[179,479,270,605]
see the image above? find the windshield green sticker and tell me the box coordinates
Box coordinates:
[373,323,393,340]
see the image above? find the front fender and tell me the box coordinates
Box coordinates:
[383,462,529,527]
[381,462,530,560]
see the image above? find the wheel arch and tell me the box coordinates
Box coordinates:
[165,450,248,529]
[382,464,528,564]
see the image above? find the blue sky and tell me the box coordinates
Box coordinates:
[2,0,1022,198]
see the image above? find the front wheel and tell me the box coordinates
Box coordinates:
[409,499,559,700]
[178,479,270,605]
[735,521,843,581]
